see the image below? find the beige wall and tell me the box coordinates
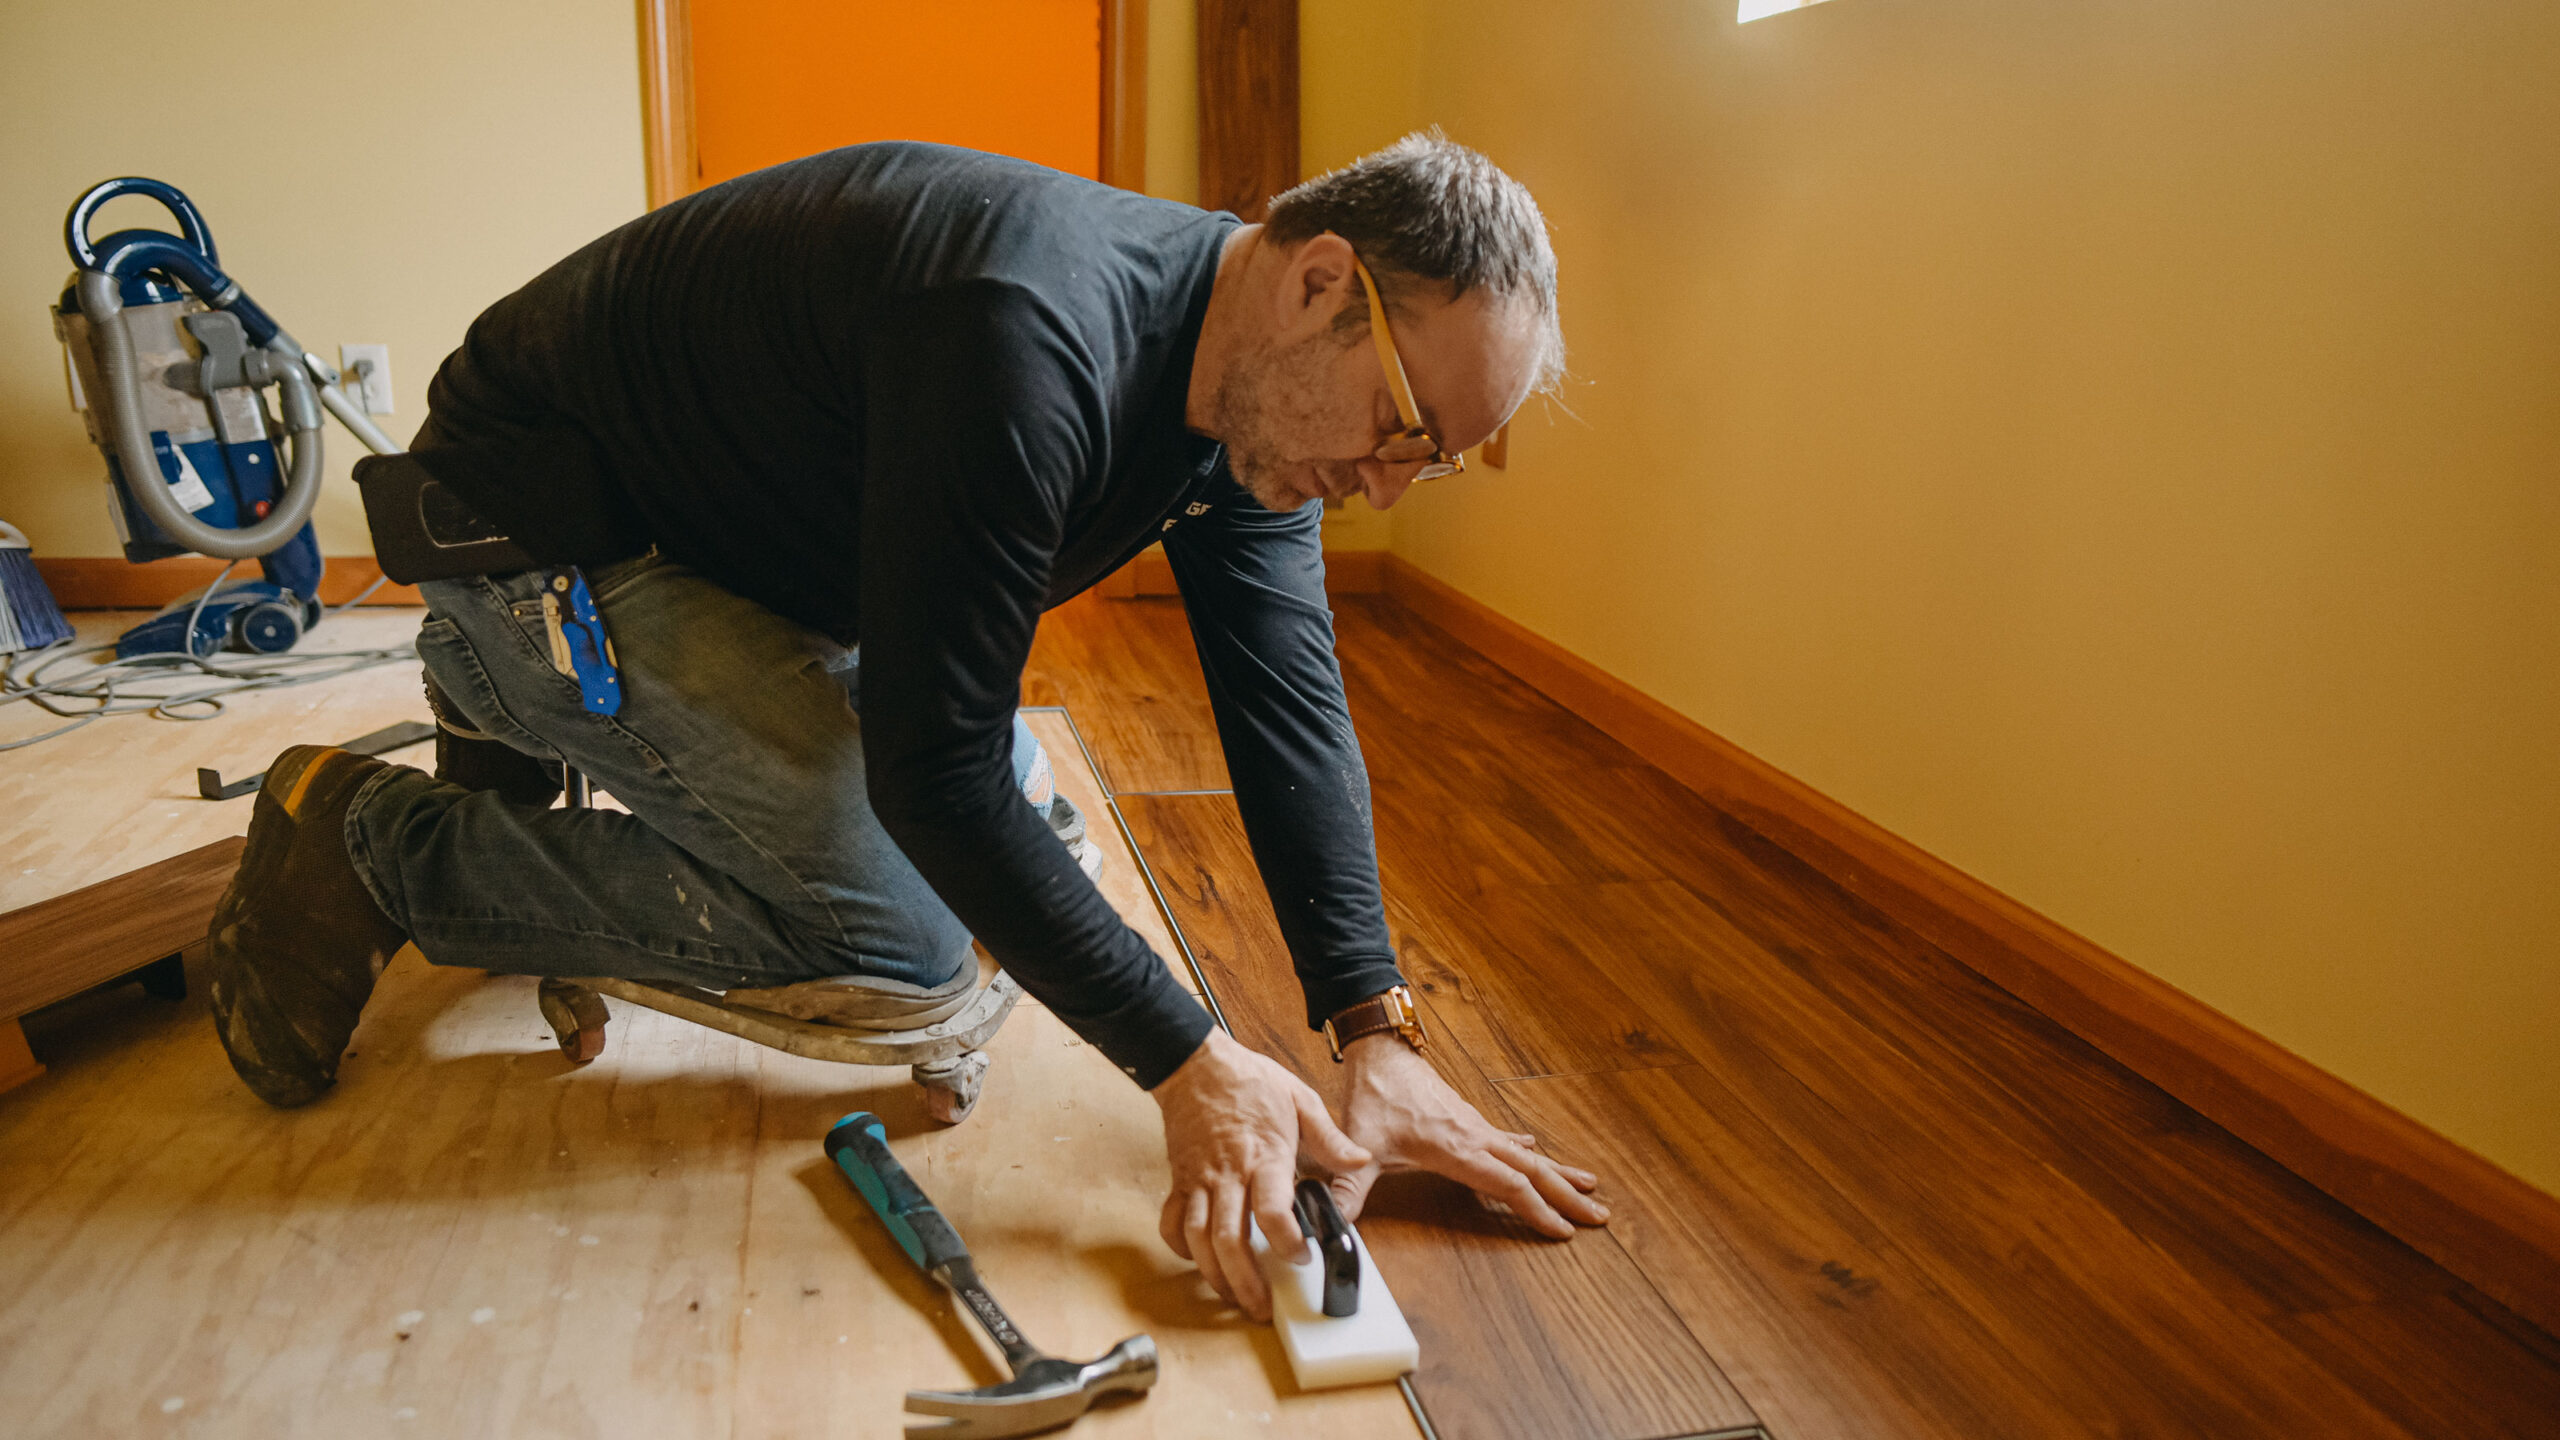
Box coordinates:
[1314,0,2560,1194]
[0,0,647,558]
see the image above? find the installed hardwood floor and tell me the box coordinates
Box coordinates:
[1031,593,2560,1440]
[1117,794,1762,1440]
[1022,593,1230,794]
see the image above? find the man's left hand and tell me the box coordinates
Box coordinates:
[1325,1033,1609,1236]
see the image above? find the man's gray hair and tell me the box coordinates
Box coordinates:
[1264,130,1565,395]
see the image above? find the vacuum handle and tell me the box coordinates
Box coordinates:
[824,1112,971,1274]
[67,177,218,270]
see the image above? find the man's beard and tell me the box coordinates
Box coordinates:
[1209,326,1359,513]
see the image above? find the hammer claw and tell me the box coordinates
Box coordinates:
[900,1391,1072,1440]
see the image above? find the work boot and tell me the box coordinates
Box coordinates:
[206,745,410,1108]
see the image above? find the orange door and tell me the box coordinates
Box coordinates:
[691,0,1104,187]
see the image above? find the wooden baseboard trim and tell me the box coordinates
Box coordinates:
[1378,554,2560,1337]
[0,838,245,1023]
[34,555,422,610]
[1097,545,1386,599]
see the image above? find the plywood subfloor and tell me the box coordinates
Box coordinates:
[1,607,434,916]
[0,685,1414,1439]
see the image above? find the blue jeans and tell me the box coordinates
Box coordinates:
[347,551,1048,991]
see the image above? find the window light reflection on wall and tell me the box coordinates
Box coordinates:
[1739,0,1837,20]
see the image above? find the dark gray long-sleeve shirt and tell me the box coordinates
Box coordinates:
[411,143,1403,1086]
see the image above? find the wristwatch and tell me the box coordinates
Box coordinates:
[1323,984,1428,1062]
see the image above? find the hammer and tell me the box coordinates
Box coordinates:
[826,1113,1159,1438]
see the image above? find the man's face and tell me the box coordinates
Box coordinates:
[1211,240,1540,514]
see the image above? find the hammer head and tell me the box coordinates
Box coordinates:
[904,1334,1158,1439]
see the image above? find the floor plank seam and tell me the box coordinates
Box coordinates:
[1480,1078,1775,1439]
[1051,709,1235,1029]
[1480,1057,1703,1085]
[1100,753,1434,1440]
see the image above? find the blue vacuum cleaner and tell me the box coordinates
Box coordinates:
[49,177,404,658]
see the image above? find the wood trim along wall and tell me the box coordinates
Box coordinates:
[636,0,1147,205]
[1094,545,1382,598]
[36,556,422,610]
[1197,0,1298,221]
[1100,0,1149,192]
[1377,553,2560,1338]
[637,0,697,209]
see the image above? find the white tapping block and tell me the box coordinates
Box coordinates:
[1251,1215,1420,1390]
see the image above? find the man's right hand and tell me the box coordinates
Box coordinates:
[1154,1027,1371,1321]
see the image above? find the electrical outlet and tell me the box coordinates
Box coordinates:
[338,343,394,414]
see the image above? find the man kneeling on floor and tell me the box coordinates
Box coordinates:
[207,133,1608,1319]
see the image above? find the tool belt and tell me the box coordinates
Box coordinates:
[352,450,541,584]
[354,450,623,717]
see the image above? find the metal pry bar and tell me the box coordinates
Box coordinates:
[197,719,434,799]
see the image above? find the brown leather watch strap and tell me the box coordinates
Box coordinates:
[1323,985,1426,1062]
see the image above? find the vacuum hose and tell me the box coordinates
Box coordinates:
[75,268,325,561]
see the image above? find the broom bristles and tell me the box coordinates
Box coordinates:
[0,520,75,654]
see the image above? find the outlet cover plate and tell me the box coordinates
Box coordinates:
[339,343,394,414]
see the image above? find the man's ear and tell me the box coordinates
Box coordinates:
[1274,231,1359,337]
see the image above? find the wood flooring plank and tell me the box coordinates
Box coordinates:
[1385,886,1694,1082]
[1563,877,2429,1439]
[1024,595,1229,794]
[1113,791,1761,1440]
[1109,793,1336,1079]
[1331,598,1645,785]
[1535,764,2466,1320]
[0,837,242,1020]
[2267,1293,2560,1440]
[1499,1065,2088,1440]
[1024,710,1197,996]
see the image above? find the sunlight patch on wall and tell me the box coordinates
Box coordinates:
[1739,0,1836,21]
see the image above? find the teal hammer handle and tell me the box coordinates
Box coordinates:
[824,1112,971,1273]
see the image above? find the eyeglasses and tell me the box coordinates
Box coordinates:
[1351,254,1466,482]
